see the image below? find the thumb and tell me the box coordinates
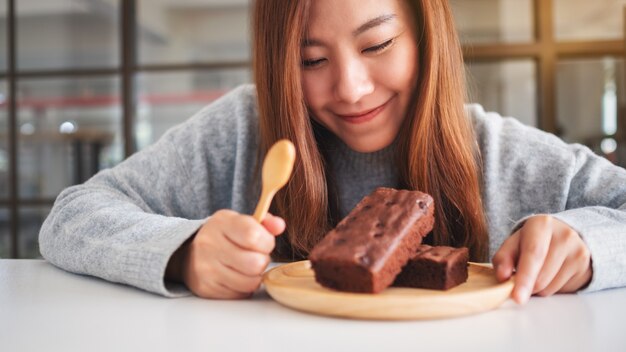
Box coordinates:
[492,231,520,282]
[261,213,286,236]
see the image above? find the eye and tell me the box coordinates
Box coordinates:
[302,58,326,68]
[362,39,394,54]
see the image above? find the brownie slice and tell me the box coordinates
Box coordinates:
[393,245,469,290]
[308,187,435,293]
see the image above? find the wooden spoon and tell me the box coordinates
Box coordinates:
[252,139,296,222]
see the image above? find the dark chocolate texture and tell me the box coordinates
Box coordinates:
[308,187,435,293]
[393,245,469,290]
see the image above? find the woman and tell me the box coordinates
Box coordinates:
[39,0,626,304]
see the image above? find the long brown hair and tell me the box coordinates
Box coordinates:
[253,0,489,262]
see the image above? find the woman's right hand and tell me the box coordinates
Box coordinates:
[173,209,285,299]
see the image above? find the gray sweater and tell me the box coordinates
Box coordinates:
[39,84,626,297]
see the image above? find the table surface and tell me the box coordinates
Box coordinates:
[2,259,625,352]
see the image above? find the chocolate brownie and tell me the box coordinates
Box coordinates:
[308,187,435,293]
[393,245,469,290]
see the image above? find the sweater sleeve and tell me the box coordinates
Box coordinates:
[39,85,260,297]
[470,104,626,293]
[550,144,626,293]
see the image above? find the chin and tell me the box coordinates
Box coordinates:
[344,137,395,153]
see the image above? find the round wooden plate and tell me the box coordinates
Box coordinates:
[263,260,514,320]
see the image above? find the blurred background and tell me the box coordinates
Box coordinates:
[0,0,624,258]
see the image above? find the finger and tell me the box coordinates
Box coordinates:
[207,280,251,300]
[560,267,593,293]
[192,274,250,300]
[537,226,591,295]
[184,254,255,300]
[532,238,568,294]
[261,213,286,236]
[214,259,264,294]
[555,244,592,294]
[492,231,521,282]
[536,260,577,297]
[216,235,271,276]
[218,214,276,254]
[513,216,553,304]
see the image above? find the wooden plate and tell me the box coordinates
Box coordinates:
[263,260,514,320]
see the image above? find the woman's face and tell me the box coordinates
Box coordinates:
[301,0,418,153]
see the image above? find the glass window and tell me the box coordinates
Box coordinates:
[17,76,123,199]
[135,68,252,149]
[465,60,538,127]
[0,208,8,258]
[20,207,50,258]
[138,0,251,65]
[0,0,6,71]
[557,57,626,166]
[0,80,7,199]
[16,0,120,70]
[555,0,626,41]
[450,0,533,44]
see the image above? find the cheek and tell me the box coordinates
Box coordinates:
[382,45,418,90]
[301,72,327,111]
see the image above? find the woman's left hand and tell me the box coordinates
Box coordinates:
[492,215,593,304]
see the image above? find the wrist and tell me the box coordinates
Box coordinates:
[165,236,194,282]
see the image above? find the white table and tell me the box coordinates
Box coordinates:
[1,259,625,352]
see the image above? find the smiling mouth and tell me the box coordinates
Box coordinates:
[335,97,394,124]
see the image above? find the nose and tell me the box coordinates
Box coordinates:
[333,56,374,104]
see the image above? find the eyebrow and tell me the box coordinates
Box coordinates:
[353,14,397,37]
[302,14,397,47]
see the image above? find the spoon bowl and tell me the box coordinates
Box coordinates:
[253,140,296,222]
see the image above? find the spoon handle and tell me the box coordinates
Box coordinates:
[253,188,276,222]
